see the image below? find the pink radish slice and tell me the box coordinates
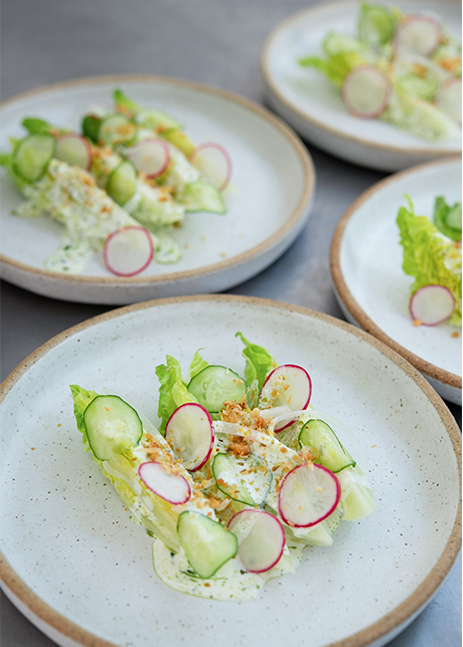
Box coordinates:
[278,463,341,528]
[126,139,170,178]
[342,66,391,119]
[190,143,232,192]
[409,284,455,326]
[435,78,462,126]
[395,14,442,56]
[103,226,154,277]
[227,510,285,573]
[139,461,191,504]
[55,134,92,170]
[165,403,214,472]
[259,365,312,432]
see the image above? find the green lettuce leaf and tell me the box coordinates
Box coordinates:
[433,197,462,242]
[397,197,462,326]
[299,52,364,86]
[189,349,209,381]
[113,88,141,117]
[155,355,197,432]
[235,332,276,407]
[69,384,98,450]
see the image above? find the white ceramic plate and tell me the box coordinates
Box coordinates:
[0,295,460,647]
[330,157,462,405]
[261,0,462,172]
[0,75,314,304]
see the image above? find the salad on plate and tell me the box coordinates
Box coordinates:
[71,333,375,601]
[397,195,462,328]
[299,2,462,141]
[0,89,232,276]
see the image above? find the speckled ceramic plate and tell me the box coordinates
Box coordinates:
[0,75,314,304]
[0,295,460,647]
[261,0,462,172]
[330,157,462,405]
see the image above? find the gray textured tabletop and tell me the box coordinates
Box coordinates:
[0,0,461,645]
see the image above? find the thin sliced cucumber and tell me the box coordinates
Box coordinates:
[82,115,101,143]
[358,3,395,47]
[98,113,134,146]
[187,365,246,414]
[299,419,355,473]
[13,134,56,182]
[177,511,238,578]
[105,160,138,206]
[181,180,226,214]
[83,395,143,461]
[397,74,439,102]
[212,453,272,506]
[136,108,183,131]
[323,33,364,56]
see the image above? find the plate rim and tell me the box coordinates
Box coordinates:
[0,293,461,647]
[260,0,462,158]
[330,156,462,390]
[0,73,315,286]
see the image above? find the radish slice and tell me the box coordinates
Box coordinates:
[342,66,391,119]
[103,226,154,277]
[190,143,232,192]
[138,461,191,505]
[165,403,214,472]
[227,510,285,573]
[278,463,341,528]
[435,78,462,126]
[395,14,442,56]
[259,365,312,432]
[55,134,92,170]
[126,139,170,178]
[409,284,455,326]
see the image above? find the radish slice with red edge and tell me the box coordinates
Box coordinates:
[395,14,442,56]
[55,134,92,170]
[103,226,154,277]
[409,284,455,326]
[165,403,214,472]
[435,78,462,126]
[342,66,391,119]
[138,461,191,505]
[259,364,312,432]
[190,143,232,192]
[227,510,285,573]
[126,139,170,178]
[278,463,341,528]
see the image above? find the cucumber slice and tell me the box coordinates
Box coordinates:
[83,395,143,461]
[397,74,439,101]
[13,134,56,182]
[105,160,138,206]
[212,453,272,506]
[187,365,246,414]
[136,108,183,131]
[299,419,355,473]
[98,113,134,146]
[82,115,101,143]
[323,33,365,56]
[358,4,395,47]
[181,180,226,214]
[177,511,238,578]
